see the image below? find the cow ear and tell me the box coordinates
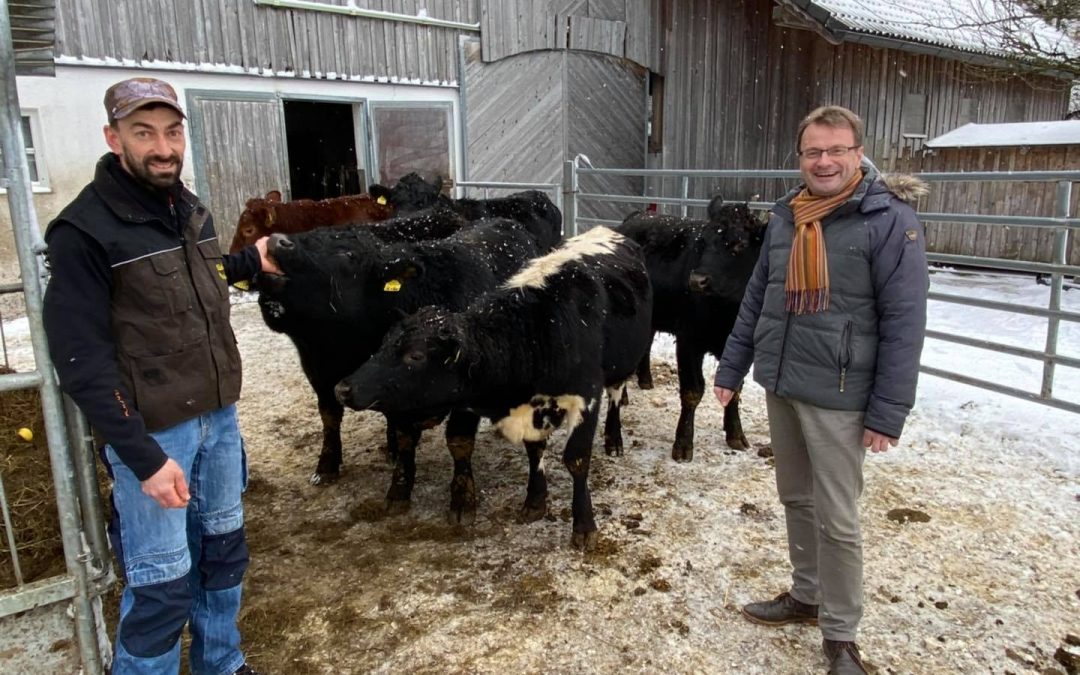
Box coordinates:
[369,184,391,204]
[265,190,282,203]
[383,259,423,283]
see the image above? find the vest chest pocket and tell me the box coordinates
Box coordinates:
[197,240,229,300]
[148,252,194,314]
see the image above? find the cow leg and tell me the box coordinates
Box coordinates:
[724,384,749,450]
[519,440,549,522]
[672,340,705,463]
[383,417,398,465]
[446,410,481,526]
[564,398,600,551]
[635,331,656,389]
[603,382,628,457]
[385,421,422,514]
[311,395,344,485]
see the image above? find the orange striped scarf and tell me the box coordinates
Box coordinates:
[785,170,864,314]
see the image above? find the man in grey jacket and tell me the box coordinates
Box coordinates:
[713,105,928,675]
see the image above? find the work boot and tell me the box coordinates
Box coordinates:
[823,639,868,675]
[740,591,819,626]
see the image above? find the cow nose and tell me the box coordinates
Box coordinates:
[334,380,352,405]
[689,272,711,293]
[268,233,293,253]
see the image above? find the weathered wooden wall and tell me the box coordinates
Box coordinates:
[54,0,479,83]
[894,146,1080,265]
[479,0,661,69]
[648,0,1073,212]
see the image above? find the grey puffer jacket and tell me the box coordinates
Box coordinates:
[714,167,929,438]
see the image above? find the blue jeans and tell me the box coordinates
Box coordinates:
[104,405,249,675]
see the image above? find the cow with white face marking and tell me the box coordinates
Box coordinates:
[335,227,653,550]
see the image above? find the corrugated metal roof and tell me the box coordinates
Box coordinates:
[9,0,55,77]
[926,121,1080,147]
[806,0,1076,60]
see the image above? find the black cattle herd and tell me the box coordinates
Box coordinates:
[251,175,766,550]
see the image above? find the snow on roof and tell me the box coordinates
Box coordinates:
[808,0,1077,59]
[926,120,1080,147]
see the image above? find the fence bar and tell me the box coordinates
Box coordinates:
[928,291,1080,323]
[0,471,24,586]
[927,253,1077,276]
[0,576,77,616]
[679,176,689,218]
[0,1,105,670]
[562,160,578,237]
[0,281,21,294]
[1043,181,1072,398]
[63,395,112,588]
[925,329,1080,369]
[920,365,1080,415]
[0,369,41,392]
[918,212,1080,228]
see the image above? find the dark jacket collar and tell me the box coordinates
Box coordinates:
[91,153,195,230]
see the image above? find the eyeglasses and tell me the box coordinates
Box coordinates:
[797,145,862,160]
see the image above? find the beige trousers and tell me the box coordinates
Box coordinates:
[766,392,867,641]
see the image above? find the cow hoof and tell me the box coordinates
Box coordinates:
[309,471,339,486]
[604,443,624,457]
[571,530,598,552]
[385,499,411,515]
[726,435,749,451]
[518,501,548,523]
[671,444,694,463]
[637,379,654,390]
[447,507,476,526]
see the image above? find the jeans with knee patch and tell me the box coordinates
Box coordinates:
[104,404,249,675]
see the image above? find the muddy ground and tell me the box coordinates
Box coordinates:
[2,296,1077,674]
[222,300,1077,675]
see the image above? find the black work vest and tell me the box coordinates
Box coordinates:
[48,156,242,431]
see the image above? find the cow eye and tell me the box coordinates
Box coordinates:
[403,350,427,366]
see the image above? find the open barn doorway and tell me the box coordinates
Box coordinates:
[283,100,367,200]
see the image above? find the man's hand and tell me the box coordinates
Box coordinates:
[862,429,899,453]
[254,236,281,275]
[714,386,735,407]
[141,458,190,508]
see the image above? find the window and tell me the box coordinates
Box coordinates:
[369,103,452,187]
[0,111,48,191]
[901,93,928,138]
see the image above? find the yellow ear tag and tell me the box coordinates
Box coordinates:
[376,196,387,205]
[216,262,226,280]
[233,280,251,291]
[383,279,402,292]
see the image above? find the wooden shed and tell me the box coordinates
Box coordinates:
[898,121,1080,265]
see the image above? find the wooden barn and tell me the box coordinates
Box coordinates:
[2,0,1076,279]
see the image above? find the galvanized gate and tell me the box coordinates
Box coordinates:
[558,158,1080,414]
[0,1,113,672]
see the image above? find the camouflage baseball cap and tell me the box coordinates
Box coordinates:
[104,77,186,122]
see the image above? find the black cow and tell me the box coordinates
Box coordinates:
[619,197,765,461]
[258,214,559,489]
[370,174,563,249]
[335,227,654,550]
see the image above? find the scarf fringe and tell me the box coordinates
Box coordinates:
[785,288,830,315]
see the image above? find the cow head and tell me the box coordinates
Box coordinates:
[688,202,765,302]
[335,306,470,412]
[230,197,276,253]
[369,172,445,213]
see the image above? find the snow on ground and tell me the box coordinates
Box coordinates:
[2,270,1078,674]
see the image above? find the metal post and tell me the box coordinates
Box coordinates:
[679,175,689,218]
[1041,180,1071,399]
[562,160,578,237]
[63,395,113,591]
[0,1,104,672]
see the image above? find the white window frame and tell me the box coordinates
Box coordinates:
[0,109,50,193]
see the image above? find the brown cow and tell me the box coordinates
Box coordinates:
[228,190,394,253]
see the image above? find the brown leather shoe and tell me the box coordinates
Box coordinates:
[823,640,868,675]
[740,591,819,626]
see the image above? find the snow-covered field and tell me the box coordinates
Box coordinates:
[2,269,1078,674]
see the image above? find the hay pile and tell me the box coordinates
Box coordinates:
[0,365,66,587]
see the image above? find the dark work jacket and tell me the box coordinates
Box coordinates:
[43,153,261,480]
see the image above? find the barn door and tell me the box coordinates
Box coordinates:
[186,92,289,248]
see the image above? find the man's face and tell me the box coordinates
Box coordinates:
[798,123,864,197]
[103,106,185,189]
